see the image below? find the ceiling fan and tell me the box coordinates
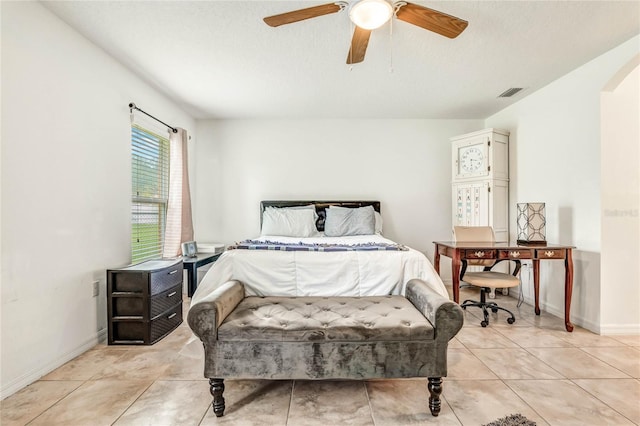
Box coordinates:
[263,0,468,64]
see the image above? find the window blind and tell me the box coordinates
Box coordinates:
[131,125,170,263]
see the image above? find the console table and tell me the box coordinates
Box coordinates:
[183,252,223,297]
[433,241,575,332]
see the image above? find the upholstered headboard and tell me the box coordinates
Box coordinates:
[260,200,381,232]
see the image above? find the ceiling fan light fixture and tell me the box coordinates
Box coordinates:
[349,0,393,30]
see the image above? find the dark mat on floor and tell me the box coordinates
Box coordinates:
[483,413,536,426]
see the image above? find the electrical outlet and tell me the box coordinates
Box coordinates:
[92,280,100,297]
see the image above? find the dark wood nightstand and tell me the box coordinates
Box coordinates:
[182,252,223,297]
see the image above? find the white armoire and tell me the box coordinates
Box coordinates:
[451,128,510,242]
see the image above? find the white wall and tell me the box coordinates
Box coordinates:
[484,35,640,333]
[194,119,482,259]
[1,2,195,398]
[600,58,640,334]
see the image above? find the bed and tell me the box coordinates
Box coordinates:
[191,200,448,304]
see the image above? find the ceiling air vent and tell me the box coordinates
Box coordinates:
[498,88,523,98]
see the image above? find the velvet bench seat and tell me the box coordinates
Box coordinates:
[187,278,463,417]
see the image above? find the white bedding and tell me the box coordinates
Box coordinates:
[191,235,448,304]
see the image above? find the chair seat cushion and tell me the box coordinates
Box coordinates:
[217,296,434,342]
[462,271,520,288]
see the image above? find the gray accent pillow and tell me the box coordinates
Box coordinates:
[324,205,375,237]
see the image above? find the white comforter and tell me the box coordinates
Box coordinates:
[191,235,448,304]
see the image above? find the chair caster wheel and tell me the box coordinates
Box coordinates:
[481,321,488,327]
[491,307,498,313]
[507,318,515,324]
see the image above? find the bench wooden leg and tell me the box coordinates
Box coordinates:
[427,377,442,416]
[210,378,225,417]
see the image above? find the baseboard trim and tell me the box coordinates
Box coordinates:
[599,323,640,335]
[495,286,604,333]
[1,328,107,400]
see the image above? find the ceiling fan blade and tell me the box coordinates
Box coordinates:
[346,26,372,64]
[395,2,468,38]
[264,3,343,27]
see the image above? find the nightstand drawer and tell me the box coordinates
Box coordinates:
[110,304,182,345]
[150,284,182,318]
[112,284,182,318]
[498,249,532,260]
[110,260,182,294]
[535,249,566,259]
[150,304,183,343]
[464,249,497,259]
[150,264,183,295]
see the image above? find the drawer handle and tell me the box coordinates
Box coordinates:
[544,251,555,257]
[168,270,178,275]
[474,251,485,257]
[510,251,521,258]
[167,291,177,298]
[167,312,177,320]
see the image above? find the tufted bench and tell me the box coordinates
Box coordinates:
[187,278,463,417]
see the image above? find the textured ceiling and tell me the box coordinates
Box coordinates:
[43,1,640,119]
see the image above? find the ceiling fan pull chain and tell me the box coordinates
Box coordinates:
[389,2,406,73]
[393,1,407,13]
[349,18,354,71]
[389,9,394,73]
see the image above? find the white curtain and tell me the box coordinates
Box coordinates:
[163,128,194,257]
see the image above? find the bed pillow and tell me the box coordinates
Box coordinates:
[261,207,318,237]
[324,205,375,237]
[327,205,382,234]
[374,211,383,234]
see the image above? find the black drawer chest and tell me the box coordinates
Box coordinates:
[107,259,183,345]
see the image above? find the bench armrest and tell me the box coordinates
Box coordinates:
[187,280,245,341]
[406,279,463,342]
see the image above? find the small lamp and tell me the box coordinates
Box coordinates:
[517,203,547,245]
[349,0,393,30]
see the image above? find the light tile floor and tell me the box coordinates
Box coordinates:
[2,287,639,425]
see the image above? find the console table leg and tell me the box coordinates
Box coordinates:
[210,378,225,417]
[427,377,442,417]
[565,249,574,332]
[533,259,541,315]
[451,252,461,304]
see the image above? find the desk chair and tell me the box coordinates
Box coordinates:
[453,226,521,327]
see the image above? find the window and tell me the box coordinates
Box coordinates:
[131,125,170,263]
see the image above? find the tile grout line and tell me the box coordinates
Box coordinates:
[500,379,550,426]
[568,377,639,425]
[23,380,86,426]
[196,390,211,426]
[457,320,553,425]
[362,380,376,425]
[576,346,636,377]
[109,379,155,425]
[284,380,295,425]
[512,340,635,424]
